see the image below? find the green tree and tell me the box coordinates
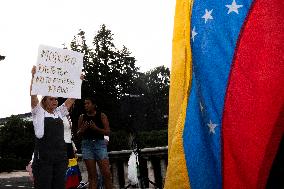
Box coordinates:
[119,66,170,132]
[144,66,170,130]
[130,66,170,131]
[0,116,34,159]
[0,54,5,61]
[69,25,139,134]
[68,25,169,136]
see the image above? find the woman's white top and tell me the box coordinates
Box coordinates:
[31,103,68,139]
[63,116,72,143]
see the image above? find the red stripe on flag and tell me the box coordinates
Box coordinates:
[222,0,284,188]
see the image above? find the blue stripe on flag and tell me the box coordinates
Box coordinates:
[183,0,253,188]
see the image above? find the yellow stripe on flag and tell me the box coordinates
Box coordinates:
[68,158,78,167]
[164,0,193,188]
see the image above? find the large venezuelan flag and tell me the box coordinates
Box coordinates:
[164,0,284,188]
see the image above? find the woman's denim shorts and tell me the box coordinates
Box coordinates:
[81,139,108,160]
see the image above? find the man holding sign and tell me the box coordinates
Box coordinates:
[30,45,84,189]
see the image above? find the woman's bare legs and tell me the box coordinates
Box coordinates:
[97,159,112,189]
[84,159,97,189]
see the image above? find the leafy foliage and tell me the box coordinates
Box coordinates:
[0,54,5,61]
[136,130,168,149]
[140,66,170,130]
[0,158,28,172]
[106,130,168,151]
[0,116,33,172]
[68,25,170,135]
[0,116,34,159]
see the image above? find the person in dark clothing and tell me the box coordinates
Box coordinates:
[77,98,112,189]
[30,65,81,189]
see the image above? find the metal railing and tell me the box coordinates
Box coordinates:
[77,146,168,189]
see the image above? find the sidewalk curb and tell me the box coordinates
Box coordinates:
[0,171,29,179]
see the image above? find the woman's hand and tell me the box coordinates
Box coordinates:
[30,65,39,108]
[89,120,99,131]
[80,74,84,80]
[80,121,90,132]
[31,65,36,78]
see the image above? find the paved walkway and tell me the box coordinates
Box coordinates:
[0,161,88,189]
[0,171,33,189]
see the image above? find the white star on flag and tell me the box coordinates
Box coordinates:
[191,26,198,42]
[200,102,204,112]
[202,9,213,23]
[207,120,218,134]
[226,0,243,14]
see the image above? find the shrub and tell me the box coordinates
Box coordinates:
[108,130,130,151]
[137,130,168,148]
[108,130,167,151]
[0,158,30,172]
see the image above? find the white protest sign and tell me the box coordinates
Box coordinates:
[31,45,84,99]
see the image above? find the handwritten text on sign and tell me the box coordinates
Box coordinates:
[31,45,83,98]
